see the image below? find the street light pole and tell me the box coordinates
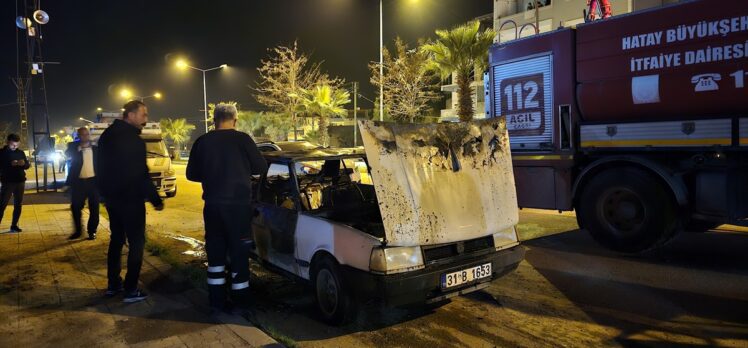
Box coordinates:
[379,0,384,122]
[202,70,208,133]
[175,60,226,133]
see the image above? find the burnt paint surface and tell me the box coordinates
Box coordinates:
[359,119,519,247]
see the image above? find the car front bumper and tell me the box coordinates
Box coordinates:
[341,245,525,307]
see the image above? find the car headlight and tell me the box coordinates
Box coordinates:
[369,246,424,274]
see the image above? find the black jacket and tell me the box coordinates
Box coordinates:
[186,129,267,204]
[0,146,30,183]
[65,141,98,185]
[96,119,162,205]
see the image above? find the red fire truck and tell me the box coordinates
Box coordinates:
[486,0,748,252]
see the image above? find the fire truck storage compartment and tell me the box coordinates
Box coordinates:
[488,29,576,151]
[575,0,748,122]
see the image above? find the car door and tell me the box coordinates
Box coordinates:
[253,161,300,275]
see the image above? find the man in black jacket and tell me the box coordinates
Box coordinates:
[66,127,100,240]
[186,103,267,312]
[97,100,164,303]
[0,133,30,232]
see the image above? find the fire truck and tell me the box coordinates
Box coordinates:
[485,0,748,252]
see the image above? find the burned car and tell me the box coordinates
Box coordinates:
[250,119,523,324]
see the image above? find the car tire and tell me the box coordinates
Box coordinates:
[577,167,678,253]
[166,186,177,198]
[313,256,355,325]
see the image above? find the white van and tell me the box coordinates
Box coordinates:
[89,122,177,197]
[250,119,523,324]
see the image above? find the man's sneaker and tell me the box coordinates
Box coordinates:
[123,289,149,303]
[68,232,82,240]
[10,225,22,232]
[104,285,124,297]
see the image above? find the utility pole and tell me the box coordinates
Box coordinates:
[353,82,358,147]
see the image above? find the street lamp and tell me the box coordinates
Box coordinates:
[120,88,133,100]
[96,107,103,112]
[136,92,163,101]
[175,59,228,133]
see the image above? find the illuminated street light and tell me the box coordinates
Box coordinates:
[120,88,133,99]
[174,58,228,132]
[96,107,103,112]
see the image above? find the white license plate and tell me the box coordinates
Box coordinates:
[441,263,492,289]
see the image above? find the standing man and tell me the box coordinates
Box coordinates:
[186,103,267,312]
[66,127,100,240]
[97,100,164,303]
[0,133,30,232]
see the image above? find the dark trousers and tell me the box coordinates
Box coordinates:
[0,181,24,227]
[71,178,100,235]
[204,203,252,308]
[106,199,146,292]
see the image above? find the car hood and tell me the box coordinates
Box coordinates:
[359,118,519,247]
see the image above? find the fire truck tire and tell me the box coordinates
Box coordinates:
[577,167,678,253]
[684,219,721,232]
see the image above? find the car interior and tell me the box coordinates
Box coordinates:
[258,157,385,239]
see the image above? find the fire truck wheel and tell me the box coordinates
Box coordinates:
[684,219,721,233]
[577,167,677,253]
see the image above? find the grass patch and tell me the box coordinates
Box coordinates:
[145,237,207,290]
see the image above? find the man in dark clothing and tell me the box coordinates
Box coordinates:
[66,127,100,240]
[97,100,164,303]
[186,103,267,312]
[0,133,30,232]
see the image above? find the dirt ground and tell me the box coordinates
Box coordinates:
[151,164,748,347]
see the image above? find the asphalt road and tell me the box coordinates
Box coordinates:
[158,164,748,347]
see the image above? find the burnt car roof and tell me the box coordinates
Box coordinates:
[262,147,366,163]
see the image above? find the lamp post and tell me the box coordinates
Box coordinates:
[137,92,162,101]
[176,59,227,133]
[379,0,384,122]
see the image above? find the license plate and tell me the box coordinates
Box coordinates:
[441,263,492,289]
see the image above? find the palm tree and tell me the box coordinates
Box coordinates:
[293,85,350,147]
[159,118,196,159]
[421,21,495,122]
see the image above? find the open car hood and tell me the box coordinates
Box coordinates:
[359,119,519,247]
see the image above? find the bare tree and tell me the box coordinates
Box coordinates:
[370,37,440,123]
[254,41,341,140]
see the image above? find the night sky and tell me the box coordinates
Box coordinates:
[1,0,492,135]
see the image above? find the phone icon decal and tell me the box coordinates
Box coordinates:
[691,73,721,92]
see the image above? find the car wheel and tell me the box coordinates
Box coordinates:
[313,256,354,325]
[577,167,678,253]
[166,186,177,198]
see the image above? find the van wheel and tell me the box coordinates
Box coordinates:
[166,186,177,198]
[313,256,354,325]
[577,167,677,253]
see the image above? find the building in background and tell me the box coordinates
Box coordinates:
[438,0,684,122]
